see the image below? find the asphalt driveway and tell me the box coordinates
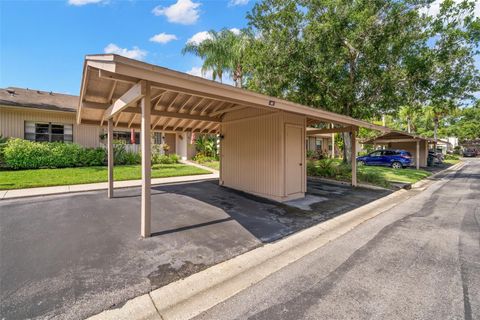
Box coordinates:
[0,179,390,319]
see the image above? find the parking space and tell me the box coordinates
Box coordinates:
[0,179,390,319]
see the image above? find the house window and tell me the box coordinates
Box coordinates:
[153,132,163,145]
[25,121,73,143]
[315,138,322,150]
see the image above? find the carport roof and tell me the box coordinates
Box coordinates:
[363,130,449,144]
[77,54,389,133]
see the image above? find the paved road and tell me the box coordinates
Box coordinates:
[195,158,480,320]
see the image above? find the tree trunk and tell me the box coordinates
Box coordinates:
[433,116,438,142]
[407,118,411,133]
[342,132,352,164]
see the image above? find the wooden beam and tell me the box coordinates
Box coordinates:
[209,104,244,117]
[128,113,136,128]
[152,116,162,130]
[199,100,215,115]
[114,114,121,127]
[115,108,221,123]
[107,119,114,198]
[307,126,356,135]
[371,138,421,143]
[177,96,194,113]
[104,81,145,120]
[141,82,151,238]
[82,101,109,110]
[189,98,205,114]
[416,140,420,170]
[351,130,357,187]
[174,119,186,131]
[162,92,178,112]
[84,94,110,104]
[107,80,117,103]
[99,69,139,84]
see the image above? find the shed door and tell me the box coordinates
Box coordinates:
[285,124,303,195]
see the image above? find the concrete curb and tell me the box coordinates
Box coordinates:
[88,178,439,320]
[0,173,218,201]
[307,176,391,191]
[411,160,465,189]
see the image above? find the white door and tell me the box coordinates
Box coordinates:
[285,124,304,195]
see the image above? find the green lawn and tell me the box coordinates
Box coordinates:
[358,165,431,184]
[195,160,220,171]
[0,164,211,190]
[308,159,432,188]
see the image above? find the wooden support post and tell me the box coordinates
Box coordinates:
[416,140,420,170]
[141,82,152,238]
[351,130,357,187]
[331,123,335,158]
[107,119,114,198]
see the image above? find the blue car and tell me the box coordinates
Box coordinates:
[356,149,412,169]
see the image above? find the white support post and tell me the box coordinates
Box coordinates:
[331,123,335,158]
[351,130,357,187]
[416,140,420,170]
[141,82,152,238]
[107,119,114,198]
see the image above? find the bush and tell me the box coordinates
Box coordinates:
[444,154,459,160]
[153,154,180,164]
[3,139,108,169]
[193,153,217,163]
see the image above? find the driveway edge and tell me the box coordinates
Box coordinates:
[88,171,452,320]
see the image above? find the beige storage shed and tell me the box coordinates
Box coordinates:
[76,54,387,237]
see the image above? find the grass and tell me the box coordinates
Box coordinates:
[443,159,460,165]
[0,164,211,190]
[308,158,432,188]
[195,160,220,171]
[358,165,431,184]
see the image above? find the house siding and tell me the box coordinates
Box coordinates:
[0,106,101,148]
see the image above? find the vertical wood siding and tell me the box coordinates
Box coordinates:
[0,107,100,148]
[221,109,306,201]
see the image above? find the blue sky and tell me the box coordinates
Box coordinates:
[1,0,478,99]
[0,0,255,95]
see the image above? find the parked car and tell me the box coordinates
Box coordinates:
[462,148,477,157]
[356,149,412,169]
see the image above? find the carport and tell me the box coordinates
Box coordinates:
[363,130,436,169]
[77,54,387,237]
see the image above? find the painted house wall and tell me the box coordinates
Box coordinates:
[220,109,306,202]
[0,106,101,148]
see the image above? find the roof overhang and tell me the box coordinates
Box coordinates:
[77,54,390,133]
[363,130,443,144]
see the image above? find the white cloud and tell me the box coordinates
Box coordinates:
[420,0,479,18]
[68,0,106,6]
[186,31,212,45]
[104,43,147,60]
[229,0,249,6]
[186,66,234,86]
[186,66,213,79]
[152,0,201,25]
[149,33,178,44]
[229,28,241,35]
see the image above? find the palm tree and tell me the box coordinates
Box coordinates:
[398,105,420,133]
[182,29,251,88]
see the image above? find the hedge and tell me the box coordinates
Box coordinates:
[3,139,106,169]
[2,138,180,170]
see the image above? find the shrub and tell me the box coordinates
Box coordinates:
[3,139,108,169]
[0,135,9,166]
[307,160,318,176]
[122,151,141,165]
[444,154,459,160]
[316,159,338,178]
[193,153,217,163]
[153,154,180,164]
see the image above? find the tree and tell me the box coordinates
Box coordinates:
[447,102,480,141]
[417,0,480,142]
[182,29,251,87]
[246,0,425,162]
